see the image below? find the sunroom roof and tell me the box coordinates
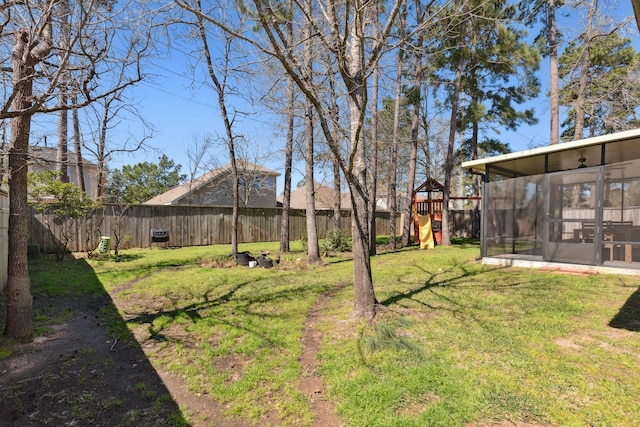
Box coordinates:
[461,128,640,177]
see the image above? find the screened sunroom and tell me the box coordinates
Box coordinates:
[461,129,640,272]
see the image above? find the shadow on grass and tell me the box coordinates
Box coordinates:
[123,269,324,348]
[450,237,481,248]
[124,278,257,343]
[379,258,507,309]
[0,256,187,426]
[609,286,640,331]
[109,253,144,262]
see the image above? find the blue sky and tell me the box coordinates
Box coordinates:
[109,46,295,191]
[106,0,639,195]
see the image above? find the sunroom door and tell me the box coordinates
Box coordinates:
[544,169,601,265]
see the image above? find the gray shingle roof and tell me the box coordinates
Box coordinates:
[145,160,279,205]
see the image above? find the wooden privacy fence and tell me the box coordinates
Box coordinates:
[29,204,382,253]
[28,203,479,254]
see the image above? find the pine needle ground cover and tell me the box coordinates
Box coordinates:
[25,241,640,426]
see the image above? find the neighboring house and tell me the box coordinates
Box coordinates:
[374,190,409,211]
[279,184,396,211]
[1,145,100,199]
[280,184,351,210]
[28,146,100,199]
[145,161,280,208]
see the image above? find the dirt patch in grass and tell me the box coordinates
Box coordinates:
[1,277,346,426]
[0,294,186,426]
[554,329,640,361]
[0,293,254,426]
[395,392,442,417]
[538,267,598,276]
[298,288,343,427]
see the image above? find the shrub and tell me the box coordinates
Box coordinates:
[321,228,350,253]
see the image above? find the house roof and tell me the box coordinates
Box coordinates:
[461,128,640,178]
[30,146,97,167]
[280,184,405,211]
[413,178,444,194]
[145,160,279,205]
[279,184,351,210]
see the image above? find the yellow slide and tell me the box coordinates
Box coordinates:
[418,214,435,249]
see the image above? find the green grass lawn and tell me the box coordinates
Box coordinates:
[26,240,640,426]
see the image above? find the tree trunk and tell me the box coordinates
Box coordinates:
[389,15,405,250]
[351,194,376,319]
[347,15,377,320]
[367,6,381,256]
[442,39,464,247]
[279,77,294,253]
[230,159,239,255]
[304,114,321,263]
[333,160,341,231]
[195,5,239,253]
[1,125,6,179]
[56,0,71,183]
[72,100,86,194]
[401,1,423,247]
[56,102,69,183]
[574,0,596,140]
[328,64,342,232]
[402,117,419,246]
[279,10,295,254]
[235,0,403,319]
[303,0,321,264]
[6,122,33,338]
[548,0,559,145]
[471,102,481,219]
[96,104,109,200]
[4,29,35,338]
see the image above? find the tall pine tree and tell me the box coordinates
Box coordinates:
[559,32,640,138]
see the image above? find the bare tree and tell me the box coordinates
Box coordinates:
[367,4,381,256]
[4,21,52,337]
[302,0,322,264]
[82,35,154,200]
[278,77,295,252]
[388,2,407,250]
[186,134,217,204]
[235,0,396,318]
[56,0,72,183]
[1,0,150,338]
[109,204,130,256]
[71,96,86,193]
[442,20,466,247]
[279,2,295,253]
[326,58,343,233]
[188,0,254,253]
[174,0,404,318]
[401,0,427,247]
[237,159,277,207]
